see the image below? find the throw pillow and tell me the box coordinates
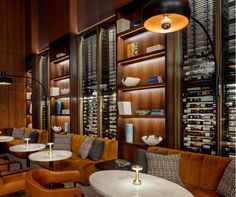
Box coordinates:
[4,128,13,136]
[146,153,183,185]
[138,148,168,173]
[88,138,104,161]
[29,131,39,143]
[79,137,95,159]
[53,133,72,151]
[11,128,24,139]
[216,159,236,197]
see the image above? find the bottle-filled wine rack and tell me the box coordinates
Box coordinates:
[182,0,217,154]
[82,33,98,137]
[101,26,117,139]
[222,0,236,157]
[81,24,117,139]
[182,86,217,154]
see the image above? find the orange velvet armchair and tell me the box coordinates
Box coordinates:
[0,168,28,196]
[25,169,83,197]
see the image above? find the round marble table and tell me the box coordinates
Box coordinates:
[89,170,194,197]
[0,136,14,142]
[29,150,72,170]
[9,143,46,167]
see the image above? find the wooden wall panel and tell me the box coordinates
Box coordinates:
[38,0,49,51]
[78,0,115,32]
[0,0,25,128]
[49,0,70,42]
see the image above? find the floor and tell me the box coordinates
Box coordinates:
[2,153,103,197]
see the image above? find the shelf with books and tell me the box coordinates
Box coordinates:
[116,6,166,162]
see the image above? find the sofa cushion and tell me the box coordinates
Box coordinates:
[137,148,168,173]
[88,138,104,161]
[11,128,24,139]
[216,159,236,197]
[146,153,183,185]
[79,137,95,159]
[53,133,72,151]
[29,131,39,143]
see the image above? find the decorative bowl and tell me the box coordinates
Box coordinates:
[136,110,150,115]
[60,88,70,95]
[122,77,140,87]
[52,126,62,133]
[142,135,163,146]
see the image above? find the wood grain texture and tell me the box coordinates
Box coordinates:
[78,0,115,32]
[49,0,70,42]
[0,0,25,128]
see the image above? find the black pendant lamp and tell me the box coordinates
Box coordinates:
[142,0,191,33]
[0,72,13,85]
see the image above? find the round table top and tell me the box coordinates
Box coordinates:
[29,150,72,162]
[0,136,14,142]
[9,143,46,153]
[89,170,193,197]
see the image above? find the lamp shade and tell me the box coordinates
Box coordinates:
[142,0,191,33]
[0,72,13,85]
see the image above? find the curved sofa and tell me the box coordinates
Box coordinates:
[38,134,118,185]
[148,147,232,197]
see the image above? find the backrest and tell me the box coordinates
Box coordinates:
[71,134,118,160]
[71,135,86,153]
[99,138,118,161]
[23,128,48,143]
[147,147,232,191]
[36,129,48,143]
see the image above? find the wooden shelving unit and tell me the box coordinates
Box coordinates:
[49,35,76,134]
[25,70,32,128]
[116,1,167,162]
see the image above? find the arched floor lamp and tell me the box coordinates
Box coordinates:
[0,71,49,140]
[141,0,217,67]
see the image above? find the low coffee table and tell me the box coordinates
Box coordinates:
[9,143,46,167]
[96,159,132,171]
[29,150,72,170]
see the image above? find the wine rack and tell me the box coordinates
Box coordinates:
[101,26,117,139]
[82,33,98,136]
[181,0,217,154]
[182,86,217,154]
[222,0,236,157]
[81,24,117,139]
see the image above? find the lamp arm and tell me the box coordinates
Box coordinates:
[190,16,217,67]
[190,16,219,96]
[8,74,47,98]
[8,74,48,132]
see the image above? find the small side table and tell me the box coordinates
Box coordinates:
[95,159,132,171]
[29,150,72,170]
[9,143,46,167]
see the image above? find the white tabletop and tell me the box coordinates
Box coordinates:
[89,170,193,197]
[29,150,72,162]
[0,136,14,142]
[9,143,46,153]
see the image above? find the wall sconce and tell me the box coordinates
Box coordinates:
[132,165,143,185]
